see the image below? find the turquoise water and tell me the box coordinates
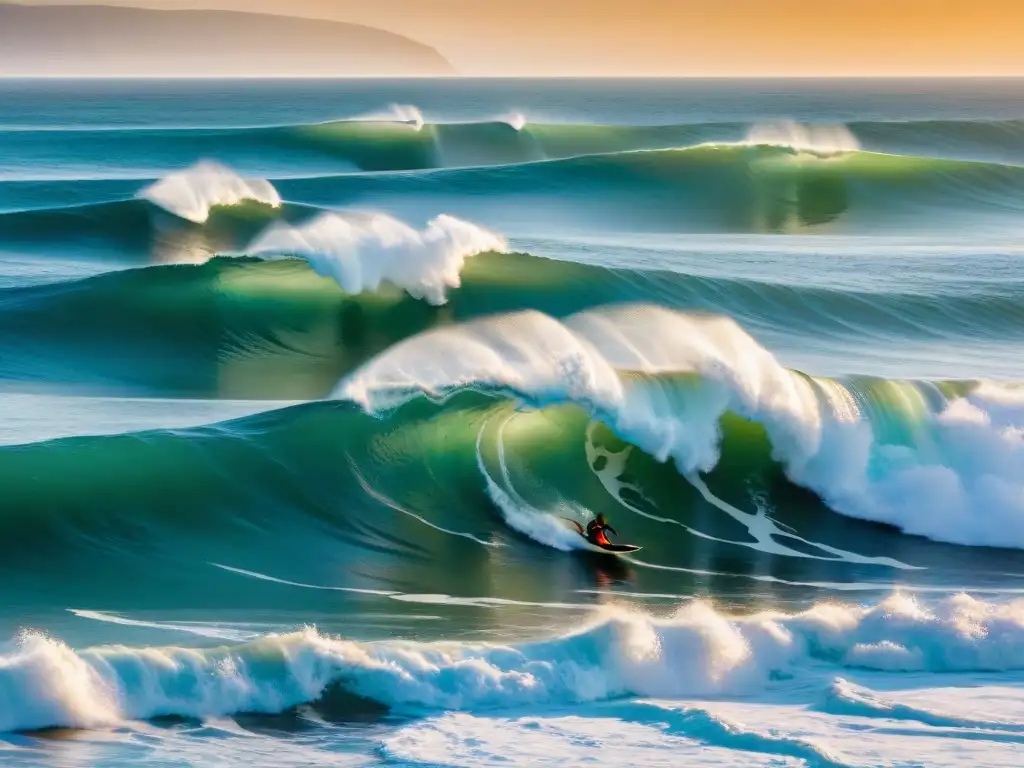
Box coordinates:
[3,79,1024,767]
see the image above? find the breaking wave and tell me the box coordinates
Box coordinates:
[338,305,1024,549]
[138,161,281,223]
[247,211,506,304]
[4,593,1024,732]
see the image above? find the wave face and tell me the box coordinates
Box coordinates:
[336,305,1024,549]
[3,79,1024,767]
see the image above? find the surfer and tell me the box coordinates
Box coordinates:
[585,514,618,547]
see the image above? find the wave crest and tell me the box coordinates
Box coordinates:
[247,212,507,305]
[744,121,862,155]
[138,161,281,223]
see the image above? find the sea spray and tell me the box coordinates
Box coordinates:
[247,211,507,304]
[745,121,861,155]
[337,305,1024,549]
[138,161,281,223]
[5,594,1024,731]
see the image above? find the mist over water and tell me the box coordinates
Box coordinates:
[3,78,1024,767]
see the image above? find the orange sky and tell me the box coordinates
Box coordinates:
[17,0,1024,75]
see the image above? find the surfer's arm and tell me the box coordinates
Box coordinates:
[605,524,618,537]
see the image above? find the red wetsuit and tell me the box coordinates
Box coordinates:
[586,520,617,546]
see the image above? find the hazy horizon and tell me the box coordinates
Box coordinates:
[0,4,456,77]
[7,0,1024,77]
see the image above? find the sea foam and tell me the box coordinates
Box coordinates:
[336,305,1024,549]
[4,594,1024,732]
[745,121,861,154]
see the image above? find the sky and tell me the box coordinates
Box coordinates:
[13,0,1024,76]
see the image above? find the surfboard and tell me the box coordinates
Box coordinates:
[592,542,642,553]
[560,518,642,554]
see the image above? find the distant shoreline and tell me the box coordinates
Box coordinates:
[0,5,455,77]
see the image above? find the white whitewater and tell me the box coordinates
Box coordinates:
[138,161,281,223]
[247,211,507,305]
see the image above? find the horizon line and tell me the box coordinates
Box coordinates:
[4,74,1024,80]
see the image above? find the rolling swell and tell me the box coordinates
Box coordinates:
[8,117,1024,178]
[5,146,1024,246]
[0,118,741,177]
[3,251,1024,395]
[3,306,1022,570]
[278,118,737,171]
[279,146,1024,233]
[0,376,999,583]
[0,197,300,260]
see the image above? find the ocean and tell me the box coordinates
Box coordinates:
[2,77,1024,767]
